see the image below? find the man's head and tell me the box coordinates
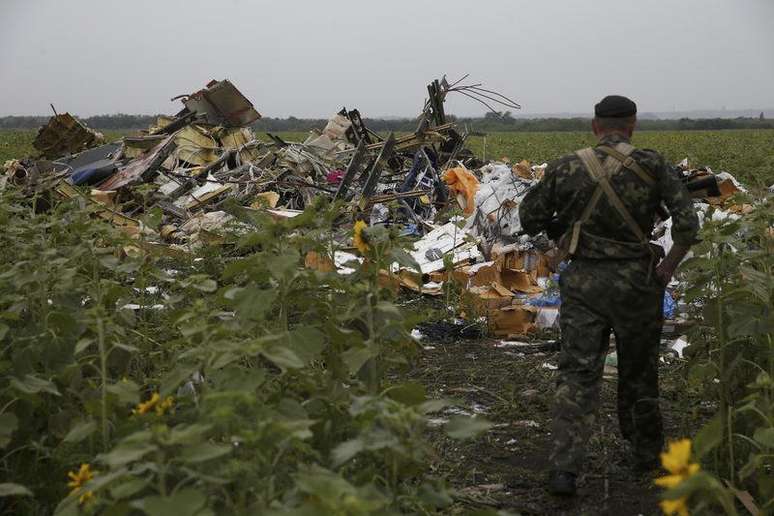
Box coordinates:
[592,95,637,139]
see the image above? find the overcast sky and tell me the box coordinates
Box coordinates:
[1,0,772,118]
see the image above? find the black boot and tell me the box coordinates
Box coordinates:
[547,470,577,496]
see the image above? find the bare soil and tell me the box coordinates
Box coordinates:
[407,317,705,516]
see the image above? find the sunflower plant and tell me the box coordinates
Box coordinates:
[677,191,774,514]
[654,439,738,516]
[0,193,472,515]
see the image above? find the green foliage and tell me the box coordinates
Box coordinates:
[677,191,774,513]
[463,130,774,187]
[0,191,470,514]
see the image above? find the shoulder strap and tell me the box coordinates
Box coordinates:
[597,143,656,186]
[568,185,604,254]
[575,147,649,245]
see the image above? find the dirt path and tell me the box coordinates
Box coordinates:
[407,324,703,515]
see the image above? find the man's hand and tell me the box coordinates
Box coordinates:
[655,244,691,287]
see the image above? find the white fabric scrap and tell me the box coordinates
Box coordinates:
[334,251,362,275]
[671,335,690,358]
[535,307,560,329]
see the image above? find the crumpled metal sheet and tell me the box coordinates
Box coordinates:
[97,133,176,191]
[182,79,261,127]
[33,113,105,159]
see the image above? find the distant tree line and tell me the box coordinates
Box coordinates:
[0,113,771,132]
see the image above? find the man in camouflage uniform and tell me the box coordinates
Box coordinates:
[518,95,699,496]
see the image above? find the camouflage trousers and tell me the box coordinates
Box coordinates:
[550,258,665,474]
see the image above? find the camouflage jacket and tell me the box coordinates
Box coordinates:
[519,133,699,259]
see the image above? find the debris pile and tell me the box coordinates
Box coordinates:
[1,77,750,341]
[33,111,105,159]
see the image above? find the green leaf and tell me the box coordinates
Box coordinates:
[10,374,61,396]
[53,494,79,516]
[663,471,736,514]
[277,418,315,441]
[364,225,389,246]
[753,427,774,448]
[141,207,163,230]
[265,249,300,281]
[160,364,199,397]
[197,279,218,293]
[180,442,231,464]
[361,427,399,451]
[719,221,741,235]
[112,342,140,353]
[132,488,207,516]
[257,336,304,371]
[110,478,149,500]
[287,326,326,365]
[687,361,718,388]
[389,248,421,273]
[417,482,454,509]
[0,323,9,341]
[228,286,277,322]
[0,483,32,497]
[48,311,79,338]
[445,416,493,439]
[739,453,762,480]
[63,419,97,444]
[99,255,122,271]
[74,338,94,355]
[293,465,387,512]
[210,352,239,370]
[662,470,715,499]
[340,346,376,375]
[331,438,364,466]
[182,274,218,293]
[678,256,714,271]
[418,398,452,414]
[164,424,212,446]
[693,413,723,458]
[374,301,402,319]
[0,412,18,449]
[386,382,426,406]
[211,365,265,392]
[295,465,356,498]
[99,442,157,467]
[106,379,140,405]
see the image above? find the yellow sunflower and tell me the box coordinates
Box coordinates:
[133,392,174,416]
[67,463,95,505]
[659,498,689,516]
[654,439,700,516]
[157,395,174,415]
[353,220,369,254]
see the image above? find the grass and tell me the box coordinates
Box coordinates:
[2,128,773,186]
[464,130,774,187]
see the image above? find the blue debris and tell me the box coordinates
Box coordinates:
[663,290,676,319]
[527,292,561,307]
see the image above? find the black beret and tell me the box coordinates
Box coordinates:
[594,95,637,118]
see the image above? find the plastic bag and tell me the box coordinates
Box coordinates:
[663,290,676,319]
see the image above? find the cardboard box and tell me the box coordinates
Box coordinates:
[463,283,514,314]
[467,261,501,287]
[490,305,537,336]
[500,268,542,293]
